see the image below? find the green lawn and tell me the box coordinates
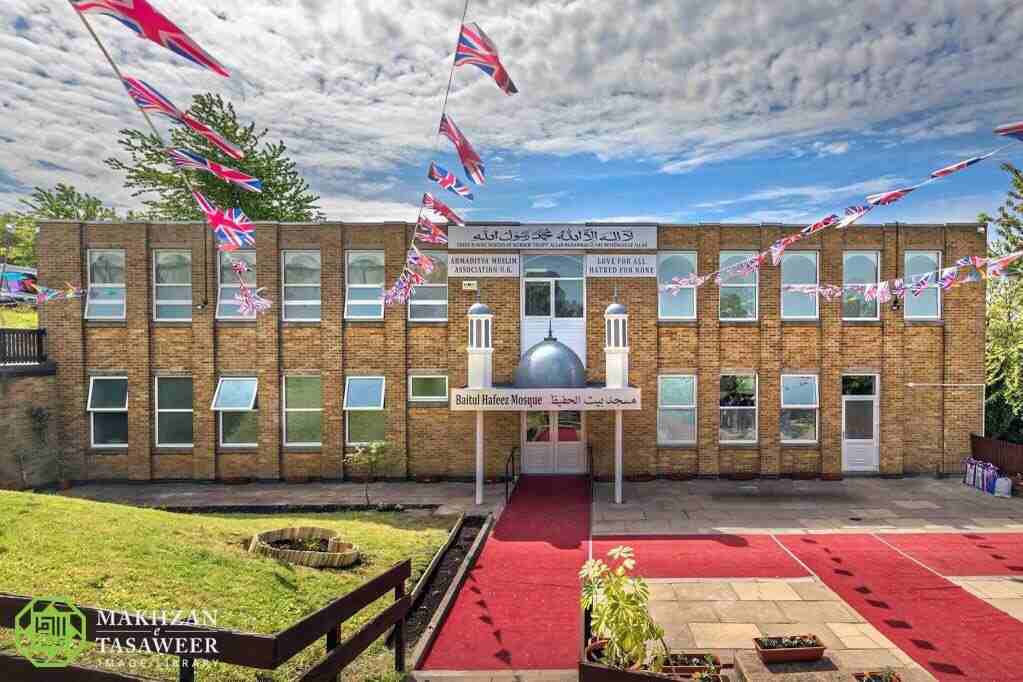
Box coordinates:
[0,491,455,680]
[0,305,37,329]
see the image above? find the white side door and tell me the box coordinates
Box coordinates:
[522,410,554,473]
[842,396,879,472]
[554,411,587,474]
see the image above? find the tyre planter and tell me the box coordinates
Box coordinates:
[248,527,360,569]
[753,635,825,664]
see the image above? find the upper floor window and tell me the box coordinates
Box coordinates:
[85,249,126,320]
[905,251,941,320]
[282,250,322,322]
[216,251,256,320]
[87,376,128,448]
[523,255,584,319]
[842,251,880,320]
[781,375,818,443]
[720,374,757,443]
[155,377,193,447]
[153,250,192,321]
[409,252,449,321]
[657,375,697,444]
[718,251,757,321]
[345,251,385,319]
[781,251,818,320]
[657,252,697,320]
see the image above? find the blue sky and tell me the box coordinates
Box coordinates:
[1,1,1021,235]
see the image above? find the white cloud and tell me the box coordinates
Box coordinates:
[692,176,909,210]
[530,190,568,209]
[813,140,850,156]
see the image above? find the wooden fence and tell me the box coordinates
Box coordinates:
[971,433,1023,475]
[0,559,409,681]
[0,328,47,365]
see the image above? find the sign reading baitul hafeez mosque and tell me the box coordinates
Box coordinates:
[450,387,642,411]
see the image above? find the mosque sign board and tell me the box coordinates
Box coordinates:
[448,253,520,277]
[585,254,658,277]
[448,225,657,250]
[450,387,642,411]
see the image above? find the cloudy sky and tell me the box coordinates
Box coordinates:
[1,1,1021,226]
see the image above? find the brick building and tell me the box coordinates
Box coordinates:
[37,220,986,492]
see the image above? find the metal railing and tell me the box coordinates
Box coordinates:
[504,445,520,503]
[0,328,46,365]
[587,443,595,499]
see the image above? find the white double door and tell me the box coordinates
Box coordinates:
[841,375,880,472]
[521,410,587,474]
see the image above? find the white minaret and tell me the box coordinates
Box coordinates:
[467,298,493,505]
[604,292,629,504]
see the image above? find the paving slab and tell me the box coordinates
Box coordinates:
[689,622,762,648]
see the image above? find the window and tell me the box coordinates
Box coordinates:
[718,251,757,321]
[211,377,258,447]
[345,251,385,319]
[905,251,941,319]
[842,251,880,320]
[153,250,192,321]
[216,251,256,320]
[283,376,322,446]
[409,375,448,402]
[781,252,818,319]
[408,252,449,321]
[657,375,697,444]
[522,255,584,318]
[87,376,128,448]
[720,374,757,443]
[155,377,193,447]
[282,251,322,321]
[658,252,697,320]
[344,376,386,445]
[781,375,818,443]
[85,249,126,319]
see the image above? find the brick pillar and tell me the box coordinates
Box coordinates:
[447,269,475,480]
[698,227,721,476]
[320,225,344,479]
[192,224,217,479]
[820,229,842,478]
[256,224,282,480]
[384,225,409,477]
[880,225,904,475]
[126,222,152,479]
[759,226,782,476]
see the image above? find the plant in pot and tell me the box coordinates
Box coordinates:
[670,654,722,679]
[854,668,901,682]
[753,634,826,664]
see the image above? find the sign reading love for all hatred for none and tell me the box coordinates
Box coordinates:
[447,225,658,250]
[448,253,520,277]
[585,254,657,277]
[450,387,642,411]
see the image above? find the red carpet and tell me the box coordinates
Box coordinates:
[884,533,1023,576]
[419,475,590,670]
[780,534,1023,681]
[593,535,808,578]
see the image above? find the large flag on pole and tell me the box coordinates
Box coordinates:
[455,23,517,95]
[70,0,230,77]
[191,191,255,251]
[439,115,485,185]
[422,193,464,225]
[167,148,261,192]
[427,162,474,200]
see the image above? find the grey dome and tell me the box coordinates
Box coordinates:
[468,302,492,315]
[605,302,627,315]
[514,335,586,388]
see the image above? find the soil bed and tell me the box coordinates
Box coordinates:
[270,537,330,552]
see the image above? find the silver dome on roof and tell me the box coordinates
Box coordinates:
[468,301,492,315]
[605,302,627,315]
[513,333,586,388]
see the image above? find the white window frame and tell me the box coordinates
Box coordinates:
[408,375,449,402]
[216,250,256,320]
[904,250,942,321]
[781,251,819,320]
[408,251,449,322]
[152,250,193,322]
[281,250,322,322]
[657,375,698,445]
[87,376,129,449]
[211,377,259,448]
[780,374,819,444]
[344,375,386,446]
[657,252,698,320]
[154,376,193,448]
[718,251,758,322]
[85,249,126,320]
[842,251,881,321]
[521,254,586,320]
[345,251,386,320]
[719,373,758,444]
[282,375,323,447]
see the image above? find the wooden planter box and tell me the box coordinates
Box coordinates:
[580,644,723,681]
[662,653,721,676]
[753,635,825,664]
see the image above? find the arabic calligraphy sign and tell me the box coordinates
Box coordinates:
[450,387,642,411]
[448,225,658,250]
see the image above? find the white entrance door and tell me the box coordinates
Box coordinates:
[841,375,879,472]
[522,411,587,474]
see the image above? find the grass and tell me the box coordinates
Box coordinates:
[0,305,37,329]
[0,491,456,680]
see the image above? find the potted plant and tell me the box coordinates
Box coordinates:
[854,669,901,682]
[753,634,826,664]
[663,653,722,678]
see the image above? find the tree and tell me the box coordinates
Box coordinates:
[1,214,39,267]
[19,184,119,222]
[106,93,323,222]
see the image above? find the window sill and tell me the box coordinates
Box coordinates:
[154,448,193,454]
[657,320,698,327]
[88,447,129,454]
[719,442,760,449]
[904,319,944,326]
[409,400,449,408]
[283,446,323,453]
[153,321,193,327]
[409,320,449,326]
[842,319,881,326]
[781,320,821,326]
[218,448,258,454]
[344,319,385,325]
[719,320,759,326]
[85,320,127,328]
[780,442,820,449]
[282,320,322,327]
[215,320,257,326]
[658,444,699,450]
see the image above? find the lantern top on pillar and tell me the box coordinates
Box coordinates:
[605,301,627,316]
[468,301,493,316]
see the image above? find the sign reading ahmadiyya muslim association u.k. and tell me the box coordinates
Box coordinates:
[448,253,520,277]
[585,254,657,277]
[448,225,657,250]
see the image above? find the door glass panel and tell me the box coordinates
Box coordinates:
[554,280,584,318]
[844,401,874,440]
[525,282,551,316]
[526,411,551,442]
[842,376,876,396]
[558,411,582,442]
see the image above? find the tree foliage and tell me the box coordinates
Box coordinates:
[19,184,118,222]
[106,93,323,222]
[1,214,40,267]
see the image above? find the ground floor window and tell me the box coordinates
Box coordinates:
[283,376,323,446]
[87,376,128,448]
[780,375,818,443]
[212,377,259,447]
[720,374,757,443]
[344,376,386,445]
[657,375,697,444]
[409,375,448,402]
[155,377,193,447]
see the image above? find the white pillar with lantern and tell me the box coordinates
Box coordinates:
[467,301,494,505]
[604,298,630,504]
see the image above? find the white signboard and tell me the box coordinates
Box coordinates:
[585,254,657,277]
[448,225,657,250]
[450,387,641,411]
[461,280,478,291]
[448,253,520,277]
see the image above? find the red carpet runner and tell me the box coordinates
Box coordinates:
[419,475,590,670]
[884,532,1023,576]
[780,534,1023,681]
[593,535,808,579]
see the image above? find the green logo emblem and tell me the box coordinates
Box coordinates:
[14,597,88,668]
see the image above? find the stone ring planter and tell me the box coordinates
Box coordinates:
[248,527,360,569]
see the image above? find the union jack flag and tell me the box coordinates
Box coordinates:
[422,193,464,225]
[987,250,1023,278]
[930,150,997,179]
[769,234,802,266]
[439,114,485,185]
[191,191,254,251]
[167,148,261,192]
[800,214,839,236]
[455,23,517,95]
[910,271,936,297]
[866,183,926,206]
[995,120,1023,141]
[71,0,229,77]
[415,216,448,244]
[406,245,435,275]
[427,162,474,200]
[836,205,872,228]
